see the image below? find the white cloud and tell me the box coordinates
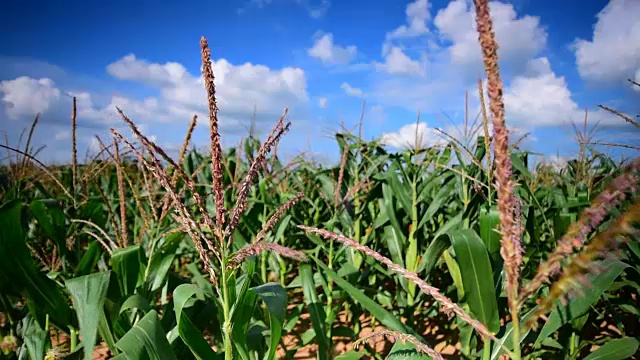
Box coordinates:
[1,77,61,120]
[387,0,431,40]
[107,54,190,86]
[503,57,580,126]
[308,33,357,65]
[318,96,327,108]
[574,0,640,83]
[434,0,546,67]
[369,0,550,116]
[380,122,447,149]
[341,82,365,97]
[2,54,309,137]
[0,75,184,130]
[375,47,425,76]
[502,57,621,127]
[107,54,309,120]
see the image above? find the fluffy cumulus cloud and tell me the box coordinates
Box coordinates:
[318,96,328,108]
[308,33,357,65]
[1,77,61,120]
[1,54,309,131]
[0,76,190,128]
[503,58,580,126]
[0,54,313,166]
[434,0,547,68]
[0,76,141,128]
[380,122,447,149]
[334,0,551,122]
[503,57,621,126]
[387,0,431,40]
[574,0,640,83]
[375,47,425,76]
[108,54,308,119]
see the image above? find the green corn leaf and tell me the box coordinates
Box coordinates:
[0,201,71,326]
[29,200,68,257]
[115,310,177,360]
[553,212,576,241]
[381,184,408,246]
[111,245,142,297]
[300,264,329,360]
[583,337,639,360]
[535,260,629,345]
[75,241,102,277]
[146,233,183,292]
[232,280,258,358]
[312,258,422,339]
[421,183,454,226]
[172,284,218,360]
[250,283,287,360]
[20,314,48,360]
[98,310,119,355]
[417,234,450,276]
[251,283,287,323]
[479,207,501,260]
[443,250,465,299]
[119,294,152,316]
[490,307,537,360]
[449,229,500,333]
[383,225,406,268]
[65,271,112,360]
[380,161,412,215]
[387,341,434,359]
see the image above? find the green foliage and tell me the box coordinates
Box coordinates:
[0,125,637,360]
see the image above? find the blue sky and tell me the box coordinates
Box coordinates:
[1,0,638,166]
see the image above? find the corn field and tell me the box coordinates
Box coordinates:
[1,1,639,359]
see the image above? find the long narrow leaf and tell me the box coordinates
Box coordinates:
[449,229,500,333]
[583,337,639,360]
[0,201,71,326]
[312,258,421,339]
[172,284,218,360]
[115,310,177,360]
[535,260,629,345]
[65,271,112,360]
[300,263,330,360]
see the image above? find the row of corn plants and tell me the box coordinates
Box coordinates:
[1,1,639,358]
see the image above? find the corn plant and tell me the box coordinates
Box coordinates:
[298,0,640,359]
[0,2,638,358]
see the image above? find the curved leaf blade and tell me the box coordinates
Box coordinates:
[115,310,177,360]
[449,229,500,333]
[583,337,639,360]
[250,283,287,360]
[65,271,112,360]
[535,260,629,345]
[300,263,329,360]
[172,284,218,360]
